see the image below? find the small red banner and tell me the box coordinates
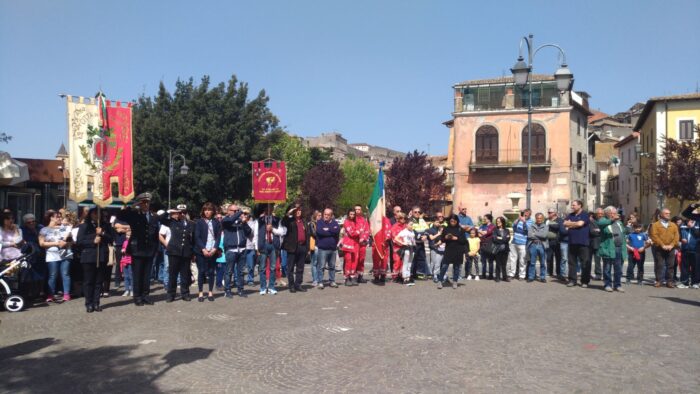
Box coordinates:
[252,161,287,203]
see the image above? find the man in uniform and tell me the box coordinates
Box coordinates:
[117,192,161,306]
[158,204,194,302]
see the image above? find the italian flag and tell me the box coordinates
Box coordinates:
[368,165,386,246]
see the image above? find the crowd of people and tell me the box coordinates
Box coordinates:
[2,191,699,314]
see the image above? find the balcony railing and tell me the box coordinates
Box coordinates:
[469,148,552,171]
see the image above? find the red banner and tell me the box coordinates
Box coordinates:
[252,161,287,203]
[95,100,134,206]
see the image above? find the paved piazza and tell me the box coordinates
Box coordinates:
[1,261,699,393]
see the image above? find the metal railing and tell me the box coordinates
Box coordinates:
[470,148,551,165]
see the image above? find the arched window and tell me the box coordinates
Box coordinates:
[475,125,498,163]
[521,124,546,162]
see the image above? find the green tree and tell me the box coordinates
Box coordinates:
[655,133,700,209]
[132,75,280,210]
[336,158,377,214]
[0,132,11,144]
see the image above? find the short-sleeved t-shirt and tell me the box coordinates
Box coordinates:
[566,211,590,246]
[628,232,648,249]
[159,225,171,246]
[39,225,72,262]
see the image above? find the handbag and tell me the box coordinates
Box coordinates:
[489,242,505,255]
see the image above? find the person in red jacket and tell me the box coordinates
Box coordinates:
[390,213,407,281]
[341,209,361,286]
[372,216,393,283]
[354,205,371,283]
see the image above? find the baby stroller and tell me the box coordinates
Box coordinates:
[0,247,34,312]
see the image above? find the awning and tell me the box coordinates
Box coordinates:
[0,151,30,186]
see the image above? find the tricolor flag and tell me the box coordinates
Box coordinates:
[368,163,386,248]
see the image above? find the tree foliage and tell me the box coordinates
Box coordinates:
[386,150,447,213]
[300,161,344,214]
[0,132,11,144]
[132,75,280,210]
[655,133,700,208]
[336,158,377,214]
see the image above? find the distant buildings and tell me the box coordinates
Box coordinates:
[447,74,593,216]
[635,93,700,220]
[304,131,405,167]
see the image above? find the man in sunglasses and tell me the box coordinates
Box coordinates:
[410,206,429,279]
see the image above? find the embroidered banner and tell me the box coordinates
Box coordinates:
[252,161,287,203]
[94,100,134,206]
[67,96,100,203]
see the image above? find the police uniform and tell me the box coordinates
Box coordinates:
[116,192,160,305]
[159,205,194,301]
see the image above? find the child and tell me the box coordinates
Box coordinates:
[626,223,649,285]
[120,231,133,296]
[395,222,416,286]
[466,228,481,280]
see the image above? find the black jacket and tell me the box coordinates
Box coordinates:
[116,208,160,258]
[221,212,253,251]
[159,214,195,258]
[76,220,113,265]
[282,215,311,253]
[193,218,222,256]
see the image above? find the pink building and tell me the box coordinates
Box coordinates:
[448,75,594,217]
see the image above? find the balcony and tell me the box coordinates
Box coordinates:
[469,149,552,171]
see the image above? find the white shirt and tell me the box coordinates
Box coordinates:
[247,219,258,250]
[159,224,171,245]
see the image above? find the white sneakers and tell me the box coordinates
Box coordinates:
[267,289,278,295]
[122,290,132,297]
[474,276,480,281]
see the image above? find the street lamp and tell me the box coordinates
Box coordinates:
[511,34,573,210]
[168,149,189,209]
[55,143,69,209]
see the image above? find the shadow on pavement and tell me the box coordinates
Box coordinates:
[649,296,700,307]
[0,337,214,393]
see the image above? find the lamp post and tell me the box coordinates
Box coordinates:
[55,144,69,209]
[511,34,573,210]
[168,149,189,209]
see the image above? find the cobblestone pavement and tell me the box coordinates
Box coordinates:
[1,260,699,394]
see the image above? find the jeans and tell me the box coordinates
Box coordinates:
[495,251,508,280]
[481,250,494,278]
[159,253,170,288]
[466,255,480,277]
[528,244,547,280]
[258,243,277,291]
[412,243,427,276]
[429,250,443,280]
[559,242,569,278]
[123,264,133,292]
[316,248,337,284]
[438,259,460,283]
[287,245,307,288]
[507,244,527,278]
[603,251,623,289]
[216,263,226,288]
[280,249,288,277]
[626,251,645,281]
[245,249,256,284]
[47,259,71,296]
[568,244,591,285]
[593,254,602,278]
[310,250,320,283]
[680,251,695,285]
[225,250,246,293]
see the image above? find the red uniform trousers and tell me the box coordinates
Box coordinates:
[357,245,367,275]
[344,251,359,278]
[392,247,403,278]
[372,243,389,278]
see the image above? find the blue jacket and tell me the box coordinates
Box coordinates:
[193,218,222,256]
[315,218,340,250]
[221,212,253,251]
[680,224,698,251]
[257,215,281,249]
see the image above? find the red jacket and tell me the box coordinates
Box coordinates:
[355,216,370,245]
[341,219,361,252]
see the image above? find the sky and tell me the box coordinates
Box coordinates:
[1,0,699,159]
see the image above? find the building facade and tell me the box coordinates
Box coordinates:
[636,93,700,221]
[613,132,642,218]
[449,75,593,217]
